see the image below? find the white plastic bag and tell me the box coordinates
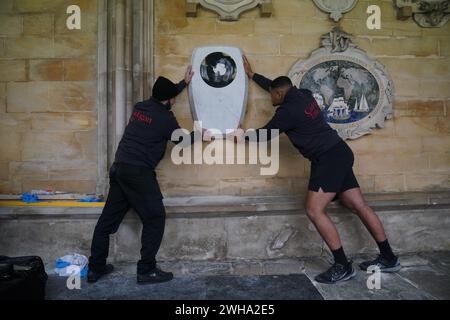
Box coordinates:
[54,253,88,277]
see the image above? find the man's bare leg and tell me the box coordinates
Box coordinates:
[305,188,356,283]
[339,187,401,272]
[339,188,387,242]
[305,189,341,250]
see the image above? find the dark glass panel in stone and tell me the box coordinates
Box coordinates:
[200,52,237,88]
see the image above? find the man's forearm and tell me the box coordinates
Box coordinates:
[252,73,272,92]
[176,80,187,95]
[173,131,199,147]
[244,127,277,143]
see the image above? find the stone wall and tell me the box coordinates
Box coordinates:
[0,0,98,194]
[154,0,450,197]
[0,0,449,197]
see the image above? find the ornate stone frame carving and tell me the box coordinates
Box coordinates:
[288,28,394,140]
[186,0,272,20]
[312,0,359,21]
[395,0,450,27]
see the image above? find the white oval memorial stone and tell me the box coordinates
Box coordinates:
[189,46,248,136]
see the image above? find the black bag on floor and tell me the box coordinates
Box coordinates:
[0,255,48,300]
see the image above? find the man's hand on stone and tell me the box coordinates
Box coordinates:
[226,128,245,143]
[185,65,194,84]
[243,55,254,79]
[202,128,213,141]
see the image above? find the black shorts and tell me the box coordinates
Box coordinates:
[308,141,359,194]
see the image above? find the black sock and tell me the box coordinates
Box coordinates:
[331,247,348,265]
[377,239,396,261]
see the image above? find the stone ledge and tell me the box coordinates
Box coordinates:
[0,191,449,219]
[0,191,449,264]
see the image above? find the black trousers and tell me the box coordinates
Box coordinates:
[89,163,165,275]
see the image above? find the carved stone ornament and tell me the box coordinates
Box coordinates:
[186,0,272,21]
[395,0,450,27]
[312,0,359,21]
[288,27,395,140]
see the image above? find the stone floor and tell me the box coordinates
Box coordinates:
[46,251,450,300]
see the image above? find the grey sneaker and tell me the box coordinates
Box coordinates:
[359,255,401,273]
[314,261,356,284]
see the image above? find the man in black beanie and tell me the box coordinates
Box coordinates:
[88,66,199,284]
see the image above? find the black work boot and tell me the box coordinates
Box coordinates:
[87,264,114,283]
[137,266,173,285]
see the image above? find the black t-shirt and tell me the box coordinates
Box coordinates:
[114,82,194,169]
[252,73,342,161]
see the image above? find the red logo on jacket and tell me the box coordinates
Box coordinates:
[305,99,320,119]
[130,111,152,124]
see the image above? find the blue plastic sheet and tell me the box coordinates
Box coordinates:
[78,197,102,203]
[20,193,39,203]
[54,254,88,278]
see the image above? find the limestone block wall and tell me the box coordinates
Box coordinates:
[154,0,450,197]
[0,0,98,194]
[0,0,449,197]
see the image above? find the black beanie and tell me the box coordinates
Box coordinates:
[152,76,179,101]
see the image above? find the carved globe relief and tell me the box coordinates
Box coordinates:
[288,28,395,140]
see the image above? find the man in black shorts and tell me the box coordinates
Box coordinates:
[241,56,401,284]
